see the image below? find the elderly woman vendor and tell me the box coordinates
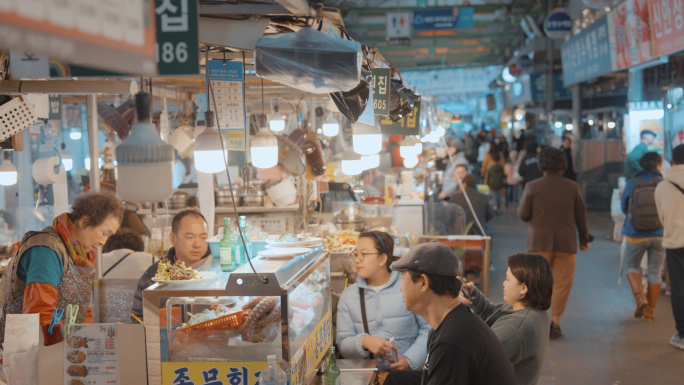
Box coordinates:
[0,191,122,345]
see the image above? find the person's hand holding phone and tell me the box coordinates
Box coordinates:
[459,282,476,305]
[389,353,411,371]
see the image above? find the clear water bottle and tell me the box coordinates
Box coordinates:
[236,215,252,267]
[220,218,239,272]
[257,355,287,385]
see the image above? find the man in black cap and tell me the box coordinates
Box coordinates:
[625,129,657,179]
[384,242,516,385]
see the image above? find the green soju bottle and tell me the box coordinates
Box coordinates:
[325,347,340,385]
[220,218,238,272]
[236,215,252,267]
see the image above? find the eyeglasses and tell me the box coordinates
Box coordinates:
[350,251,380,262]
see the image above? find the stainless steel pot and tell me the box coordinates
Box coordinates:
[334,205,364,222]
[335,221,365,232]
[242,190,266,207]
[171,194,189,210]
[215,188,242,207]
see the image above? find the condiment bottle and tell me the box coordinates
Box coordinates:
[220,218,239,272]
[236,215,252,267]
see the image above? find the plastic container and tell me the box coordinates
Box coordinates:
[257,355,287,385]
[170,309,249,343]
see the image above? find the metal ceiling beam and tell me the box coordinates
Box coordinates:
[343,4,538,15]
[378,44,493,53]
[199,2,291,16]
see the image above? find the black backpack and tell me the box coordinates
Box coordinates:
[628,176,663,231]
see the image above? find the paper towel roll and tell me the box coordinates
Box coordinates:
[32,156,66,185]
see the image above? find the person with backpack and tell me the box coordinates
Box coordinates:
[621,152,665,322]
[655,145,684,350]
[487,153,506,213]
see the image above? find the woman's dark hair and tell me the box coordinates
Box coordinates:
[69,191,124,228]
[408,270,461,298]
[537,147,567,174]
[358,231,395,272]
[491,152,501,162]
[488,142,501,155]
[639,152,662,171]
[526,140,538,153]
[507,253,553,310]
[103,228,144,253]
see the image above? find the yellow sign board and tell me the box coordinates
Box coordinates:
[161,361,269,385]
[290,310,333,385]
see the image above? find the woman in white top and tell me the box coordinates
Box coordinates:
[102,228,157,279]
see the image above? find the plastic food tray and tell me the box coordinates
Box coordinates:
[171,309,249,343]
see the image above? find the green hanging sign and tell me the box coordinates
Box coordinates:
[372,68,391,116]
[48,94,62,121]
[379,100,421,135]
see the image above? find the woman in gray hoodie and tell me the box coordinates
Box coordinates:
[461,253,553,385]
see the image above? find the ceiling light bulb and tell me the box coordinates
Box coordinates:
[70,131,81,140]
[554,121,562,129]
[341,148,362,176]
[607,121,616,129]
[0,156,17,186]
[194,116,228,174]
[435,126,446,136]
[565,123,573,130]
[323,123,339,136]
[251,119,278,169]
[362,154,380,169]
[403,156,419,168]
[400,136,420,158]
[115,92,174,203]
[588,119,594,125]
[352,122,382,155]
[269,119,285,132]
[516,114,523,120]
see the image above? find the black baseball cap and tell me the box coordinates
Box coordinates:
[390,241,458,276]
[641,129,656,137]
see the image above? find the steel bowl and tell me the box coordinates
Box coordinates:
[334,205,364,222]
[215,188,242,207]
[335,221,365,232]
[171,194,189,210]
[242,190,266,207]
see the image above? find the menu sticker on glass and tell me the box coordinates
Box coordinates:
[64,324,120,385]
[372,68,391,116]
[208,60,245,130]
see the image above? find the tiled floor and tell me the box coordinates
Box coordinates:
[487,205,681,384]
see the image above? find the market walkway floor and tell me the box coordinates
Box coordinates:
[486,206,680,385]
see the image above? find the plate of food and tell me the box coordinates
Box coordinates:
[322,234,357,253]
[258,248,312,259]
[266,235,322,248]
[151,258,217,285]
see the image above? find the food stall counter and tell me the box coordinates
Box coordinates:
[143,247,332,385]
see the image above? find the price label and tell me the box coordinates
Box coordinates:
[372,68,391,116]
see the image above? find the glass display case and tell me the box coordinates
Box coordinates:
[142,248,332,385]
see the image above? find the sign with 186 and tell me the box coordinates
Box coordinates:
[155,0,199,75]
[372,68,391,116]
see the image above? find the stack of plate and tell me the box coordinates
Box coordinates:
[258,237,322,260]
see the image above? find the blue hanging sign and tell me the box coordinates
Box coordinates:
[560,15,617,87]
[544,10,572,39]
[413,7,474,32]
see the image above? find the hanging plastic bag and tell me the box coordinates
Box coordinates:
[255,27,362,94]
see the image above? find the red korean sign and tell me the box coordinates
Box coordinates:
[650,0,684,56]
[608,0,653,69]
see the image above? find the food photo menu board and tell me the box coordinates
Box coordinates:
[64,324,120,385]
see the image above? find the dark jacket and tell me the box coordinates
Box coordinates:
[487,164,505,190]
[518,152,543,185]
[562,147,576,181]
[518,175,594,253]
[621,169,664,238]
[131,246,212,323]
[449,187,494,236]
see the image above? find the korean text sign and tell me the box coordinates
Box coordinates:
[208,60,245,130]
[650,0,684,56]
[162,361,268,385]
[155,0,200,75]
[380,102,421,135]
[290,310,333,385]
[560,16,616,87]
[607,0,653,70]
[413,7,474,32]
[372,68,391,116]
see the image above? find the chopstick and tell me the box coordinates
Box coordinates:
[130,313,144,324]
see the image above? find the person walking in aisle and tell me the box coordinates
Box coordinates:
[449,174,494,236]
[481,143,505,185]
[621,152,666,321]
[561,136,577,181]
[625,129,656,179]
[504,150,520,205]
[655,145,684,349]
[486,153,505,213]
[518,140,543,188]
[518,147,593,339]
